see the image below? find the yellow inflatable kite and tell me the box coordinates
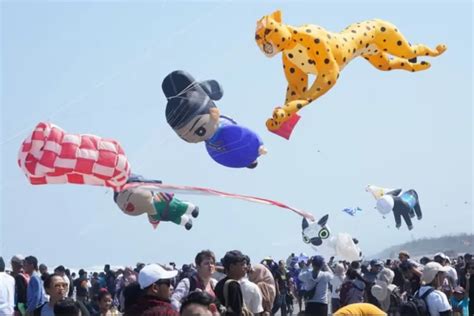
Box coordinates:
[255,10,447,139]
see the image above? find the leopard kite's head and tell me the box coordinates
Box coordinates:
[255,10,292,58]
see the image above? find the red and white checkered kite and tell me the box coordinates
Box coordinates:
[18,122,130,190]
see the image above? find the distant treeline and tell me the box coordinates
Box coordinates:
[371,233,474,259]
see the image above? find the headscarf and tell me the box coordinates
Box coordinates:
[334,263,345,277]
[248,263,276,313]
[371,268,397,312]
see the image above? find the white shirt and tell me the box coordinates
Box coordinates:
[418,286,452,316]
[330,275,344,299]
[239,278,264,314]
[0,272,15,316]
[298,269,334,304]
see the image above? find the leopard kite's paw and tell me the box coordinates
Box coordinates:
[266,118,280,131]
[436,44,447,55]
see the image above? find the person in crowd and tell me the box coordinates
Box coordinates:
[90,272,102,305]
[54,298,82,316]
[33,274,69,316]
[65,269,74,298]
[260,258,278,277]
[180,291,220,316]
[350,261,362,274]
[364,259,384,307]
[121,283,142,313]
[364,260,384,284]
[330,263,345,314]
[248,263,276,316]
[214,250,249,315]
[461,262,473,316]
[171,250,217,311]
[271,260,291,316]
[74,269,90,303]
[371,267,401,316]
[124,263,178,316]
[11,254,29,315]
[239,261,264,315]
[435,253,459,290]
[134,263,145,274]
[398,251,421,271]
[104,265,117,300]
[116,267,137,311]
[285,254,296,269]
[178,264,197,284]
[339,268,366,307]
[465,261,474,315]
[399,259,421,296]
[54,266,71,295]
[0,256,15,316]
[288,257,305,313]
[298,255,334,316]
[408,262,452,316]
[24,256,47,315]
[450,284,470,316]
[39,265,49,282]
[94,289,120,316]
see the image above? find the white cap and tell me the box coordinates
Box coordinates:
[138,264,178,289]
[421,262,450,284]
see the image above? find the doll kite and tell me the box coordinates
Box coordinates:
[162,70,266,168]
[114,174,199,230]
[366,185,422,230]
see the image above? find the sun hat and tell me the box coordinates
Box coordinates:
[421,262,450,284]
[371,268,396,301]
[371,280,397,301]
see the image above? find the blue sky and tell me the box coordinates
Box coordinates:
[1,0,472,269]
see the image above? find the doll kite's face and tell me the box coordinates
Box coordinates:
[116,188,154,216]
[175,112,219,143]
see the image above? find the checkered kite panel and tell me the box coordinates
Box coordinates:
[18,122,130,190]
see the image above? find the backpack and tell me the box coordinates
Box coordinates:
[399,287,435,316]
[223,279,253,316]
[303,283,318,300]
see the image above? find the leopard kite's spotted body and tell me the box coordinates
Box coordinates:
[255,10,447,133]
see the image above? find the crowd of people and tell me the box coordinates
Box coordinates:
[0,250,472,315]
